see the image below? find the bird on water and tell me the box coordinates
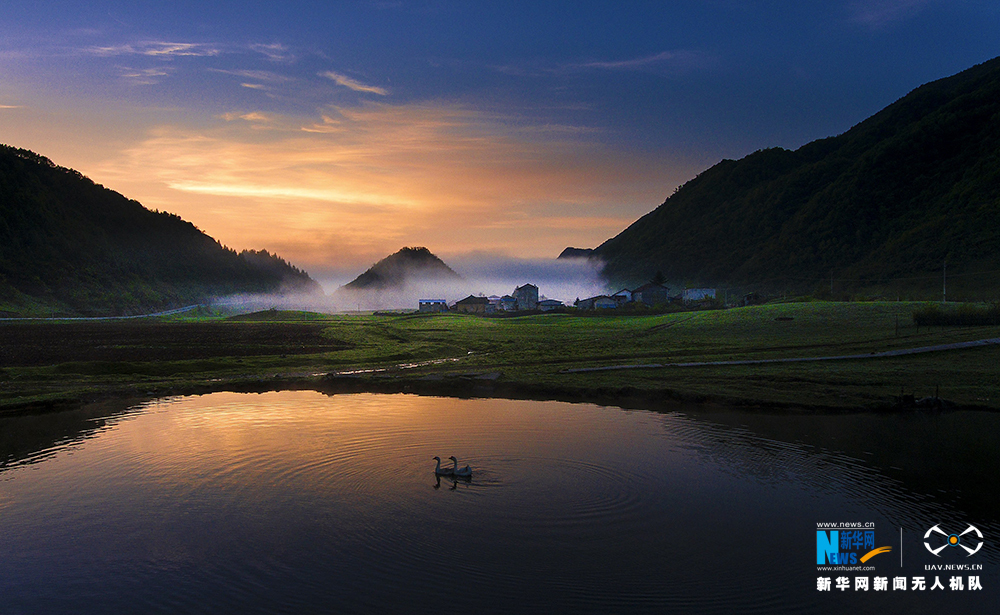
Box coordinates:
[432,456,454,476]
[449,456,472,477]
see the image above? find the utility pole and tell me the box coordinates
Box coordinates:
[942,260,947,304]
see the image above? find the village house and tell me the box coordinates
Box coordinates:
[631,282,671,306]
[575,295,618,310]
[513,284,539,310]
[611,289,632,305]
[487,295,517,312]
[415,285,556,316]
[454,295,489,314]
[418,299,448,313]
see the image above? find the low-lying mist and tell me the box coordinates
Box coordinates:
[212,255,609,313]
[448,254,608,303]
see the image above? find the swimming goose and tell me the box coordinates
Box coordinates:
[449,456,472,477]
[433,456,455,476]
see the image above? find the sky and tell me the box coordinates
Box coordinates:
[1,1,997,288]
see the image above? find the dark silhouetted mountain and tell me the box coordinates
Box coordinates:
[0,145,321,316]
[343,247,461,290]
[557,247,593,259]
[594,57,1000,298]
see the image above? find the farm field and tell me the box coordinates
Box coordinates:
[1,302,998,413]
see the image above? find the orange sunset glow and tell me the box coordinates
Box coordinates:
[1,1,994,284]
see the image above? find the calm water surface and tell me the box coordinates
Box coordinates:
[0,392,997,614]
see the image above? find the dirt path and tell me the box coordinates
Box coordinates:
[561,337,1000,373]
[0,305,202,322]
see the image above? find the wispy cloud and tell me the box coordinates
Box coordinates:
[89,41,221,58]
[250,43,295,62]
[849,0,933,27]
[220,112,274,122]
[96,101,668,270]
[320,70,389,95]
[577,49,712,74]
[494,49,712,78]
[0,105,23,109]
[300,114,343,134]
[209,69,293,83]
[581,50,693,70]
[119,66,174,85]
[207,69,295,93]
[166,180,409,206]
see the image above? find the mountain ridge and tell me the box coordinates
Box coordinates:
[0,145,321,316]
[342,247,461,291]
[593,56,1000,299]
[557,247,594,260]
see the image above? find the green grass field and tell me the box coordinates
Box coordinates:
[2,301,998,412]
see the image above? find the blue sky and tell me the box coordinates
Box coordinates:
[1,1,997,281]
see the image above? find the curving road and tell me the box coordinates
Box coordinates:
[561,337,1000,373]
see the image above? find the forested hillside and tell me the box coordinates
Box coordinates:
[0,146,320,316]
[594,57,1000,299]
[343,247,461,290]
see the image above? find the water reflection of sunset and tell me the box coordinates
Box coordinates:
[2,392,995,613]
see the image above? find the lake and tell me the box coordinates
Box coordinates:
[1,391,996,614]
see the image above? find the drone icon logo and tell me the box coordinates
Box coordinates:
[924,524,984,556]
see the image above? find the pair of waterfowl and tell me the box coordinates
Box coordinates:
[432,456,472,478]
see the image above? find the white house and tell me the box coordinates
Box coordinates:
[418,299,448,313]
[577,295,618,309]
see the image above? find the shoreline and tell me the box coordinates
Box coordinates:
[2,369,993,419]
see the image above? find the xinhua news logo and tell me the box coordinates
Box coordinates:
[817,523,892,566]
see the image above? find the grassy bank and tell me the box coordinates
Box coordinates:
[1,301,998,413]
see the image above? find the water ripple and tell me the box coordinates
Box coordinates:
[0,391,997,614]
